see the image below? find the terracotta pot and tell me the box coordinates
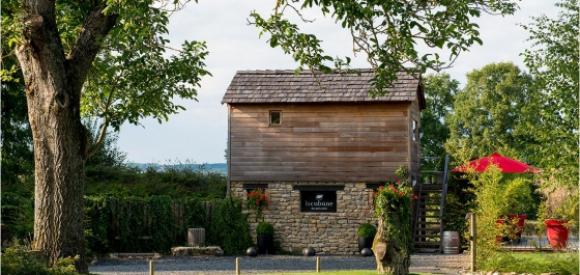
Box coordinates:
[545,219,568,249]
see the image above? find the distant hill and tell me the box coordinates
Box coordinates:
[127,162,227,175]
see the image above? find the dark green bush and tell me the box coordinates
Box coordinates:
[480,252,578,274]
[1,191,33,241]
[85,195,251,255]
[357,223,377,238]
[256,222,274,236]
[85,167,227,199]
[207,198,253,254]
[1,246,78,275]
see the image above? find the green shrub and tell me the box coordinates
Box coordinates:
[85,195,251,255]
[504,177,535,215]
[256,222,274,236]
[85,167,227,199]
[469,166,505,261]
[1,246,78,275]
[207,198,253,254]
[480,252,579,274]
[356,223,376,238]
[1,191,33,241]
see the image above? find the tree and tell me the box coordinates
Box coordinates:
[445,63,537,162]
[420,74,459,170]
[521,0,579,182]
[251,0,517,94]
[2,0,208,271]
[521,0,578,225]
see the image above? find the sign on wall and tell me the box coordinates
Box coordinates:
[300,190,337,212]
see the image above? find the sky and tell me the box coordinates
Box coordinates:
[117,1,559,164]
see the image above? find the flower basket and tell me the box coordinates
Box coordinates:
[246,189,269,221]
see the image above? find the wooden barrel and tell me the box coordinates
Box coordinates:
[188,228,205,247]
[442,231,460,254]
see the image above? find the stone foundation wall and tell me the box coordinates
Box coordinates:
[231,182,375,255]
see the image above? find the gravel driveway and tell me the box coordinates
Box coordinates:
[90,256,374,274]
[90,254,467,274]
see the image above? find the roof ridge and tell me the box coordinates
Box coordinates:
[235,68,376,74]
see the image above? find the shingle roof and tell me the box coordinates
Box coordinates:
[222,69,424,108]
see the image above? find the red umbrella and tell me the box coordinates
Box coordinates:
[452,152,539,174]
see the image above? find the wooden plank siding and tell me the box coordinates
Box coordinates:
[228,102,414,182]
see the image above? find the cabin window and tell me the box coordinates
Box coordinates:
[269,111,282,126]
[412,119,418,142]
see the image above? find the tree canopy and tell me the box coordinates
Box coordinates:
[251,0,518,94]
[2,0,210,156]
[445,62,537,163]
[420,73,459,170]
[521,0,579,181]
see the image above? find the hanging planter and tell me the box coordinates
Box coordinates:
[544,219,568,249]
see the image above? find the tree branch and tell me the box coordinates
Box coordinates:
[87,117,109,158]
[67,2,118,93]
[87,86,116,158]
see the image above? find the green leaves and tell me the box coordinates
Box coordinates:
[250,12,337,73]
[421,73,459,170]
[4,0,209,142]
[81,3,210,130]
[445,63,536,164]
[253,0,518,94]
[521,0,579,183]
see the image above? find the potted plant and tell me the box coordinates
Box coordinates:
[496,177,534,243]
[537,171,579,249]
[544,218,569,249]
[256,222,274,254]
[357,223,377,251]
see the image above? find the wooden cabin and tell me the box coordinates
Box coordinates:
[222,69,424,254]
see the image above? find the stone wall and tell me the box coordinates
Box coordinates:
[231,182,376,255]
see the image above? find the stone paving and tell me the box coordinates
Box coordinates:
[89,254,469,274]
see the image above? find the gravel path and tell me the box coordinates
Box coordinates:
[90,255,467,275]
[90,256,374,274]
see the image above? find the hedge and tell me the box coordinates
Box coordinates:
[85,196,251,255]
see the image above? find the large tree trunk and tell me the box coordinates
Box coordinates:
[372,216,411,275]
[29,89,87,271]
[16,30,88,273]
[14,1,117,272]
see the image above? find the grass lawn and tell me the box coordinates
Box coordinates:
[481,252,579,274]
[264,271,428,275]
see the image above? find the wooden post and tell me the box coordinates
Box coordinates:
[149,260,155,275]
[235,257,240,275]
[470,212,476,272]
[316,256,320,273]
